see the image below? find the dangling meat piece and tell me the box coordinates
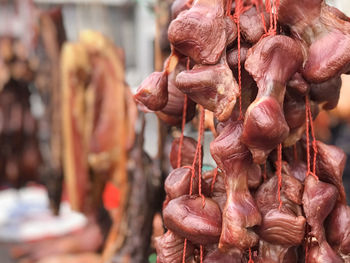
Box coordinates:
[134,71,168,111]
[164,167,197,200]
[325,203,350,255]
[278,0,350,83]
[255,240,295,263]
[303,175,338,242]
[169,136,201,169]
[163,195,222,245]
[155,230,195,263]
[176,55,239,122]
[168,0,236,65]
[309,76,342,110]
[227,43,251,71]
[314,140,347,203]
[243,35,303,164]
[307,242,343,263]
[210,120,261,251]
[302,176,343,263]
[287,73,310,96]
[239,6,269,44]
[156,66,196,125]
[164,167,210,202]
[255,173,305,246]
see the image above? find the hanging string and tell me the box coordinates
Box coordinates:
[263,162,267,181]
[226,0,233,16]
[197,106,206,206]
[276,143,283,210]
[248,247,254,263]
[308,105,318,179]
[210,168,218,193]
[176,58,191,168]
[252,0,268,33]
[305,96,318,179]
[182,239,188,263]
[183,105,206,262]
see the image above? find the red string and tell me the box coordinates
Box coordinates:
[182,239,188,263]
[276,143,283,210]
[176,58,190,168]
[308,106,318,179]
[182,106,206,262]
[226,0,233,16]
[263,162,267,181]
[248,247,254,263]
[200,245,204,263]
[197,106,206,206]
[252,0,268,33]
[210,168,218,193]
[305,96,318,179]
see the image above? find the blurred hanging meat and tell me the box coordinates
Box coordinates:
[0,37,41,188]
[61,30,136,212]
[34,8,67,213]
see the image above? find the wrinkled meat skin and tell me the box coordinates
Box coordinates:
[134,71,168,111]
[210,120,261,251]
[169,136,201,169]
[315,140,347,203]
[243,35,303,164]
[240,7,269,44]
[168,0,236,65]
[310,76,342,110]
[302,175,338,243]
[325,203,350,255]
[155,231,195,263]
[163,195,222,245]
[278,0,350,83]
[258,209,306,246]
[176,56,239,121]
[255,175,305,246]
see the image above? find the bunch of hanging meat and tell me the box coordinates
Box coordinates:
[135,0,350,262]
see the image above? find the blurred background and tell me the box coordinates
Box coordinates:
[0,0,349,263]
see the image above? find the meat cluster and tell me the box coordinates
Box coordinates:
[135,0,350,262]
